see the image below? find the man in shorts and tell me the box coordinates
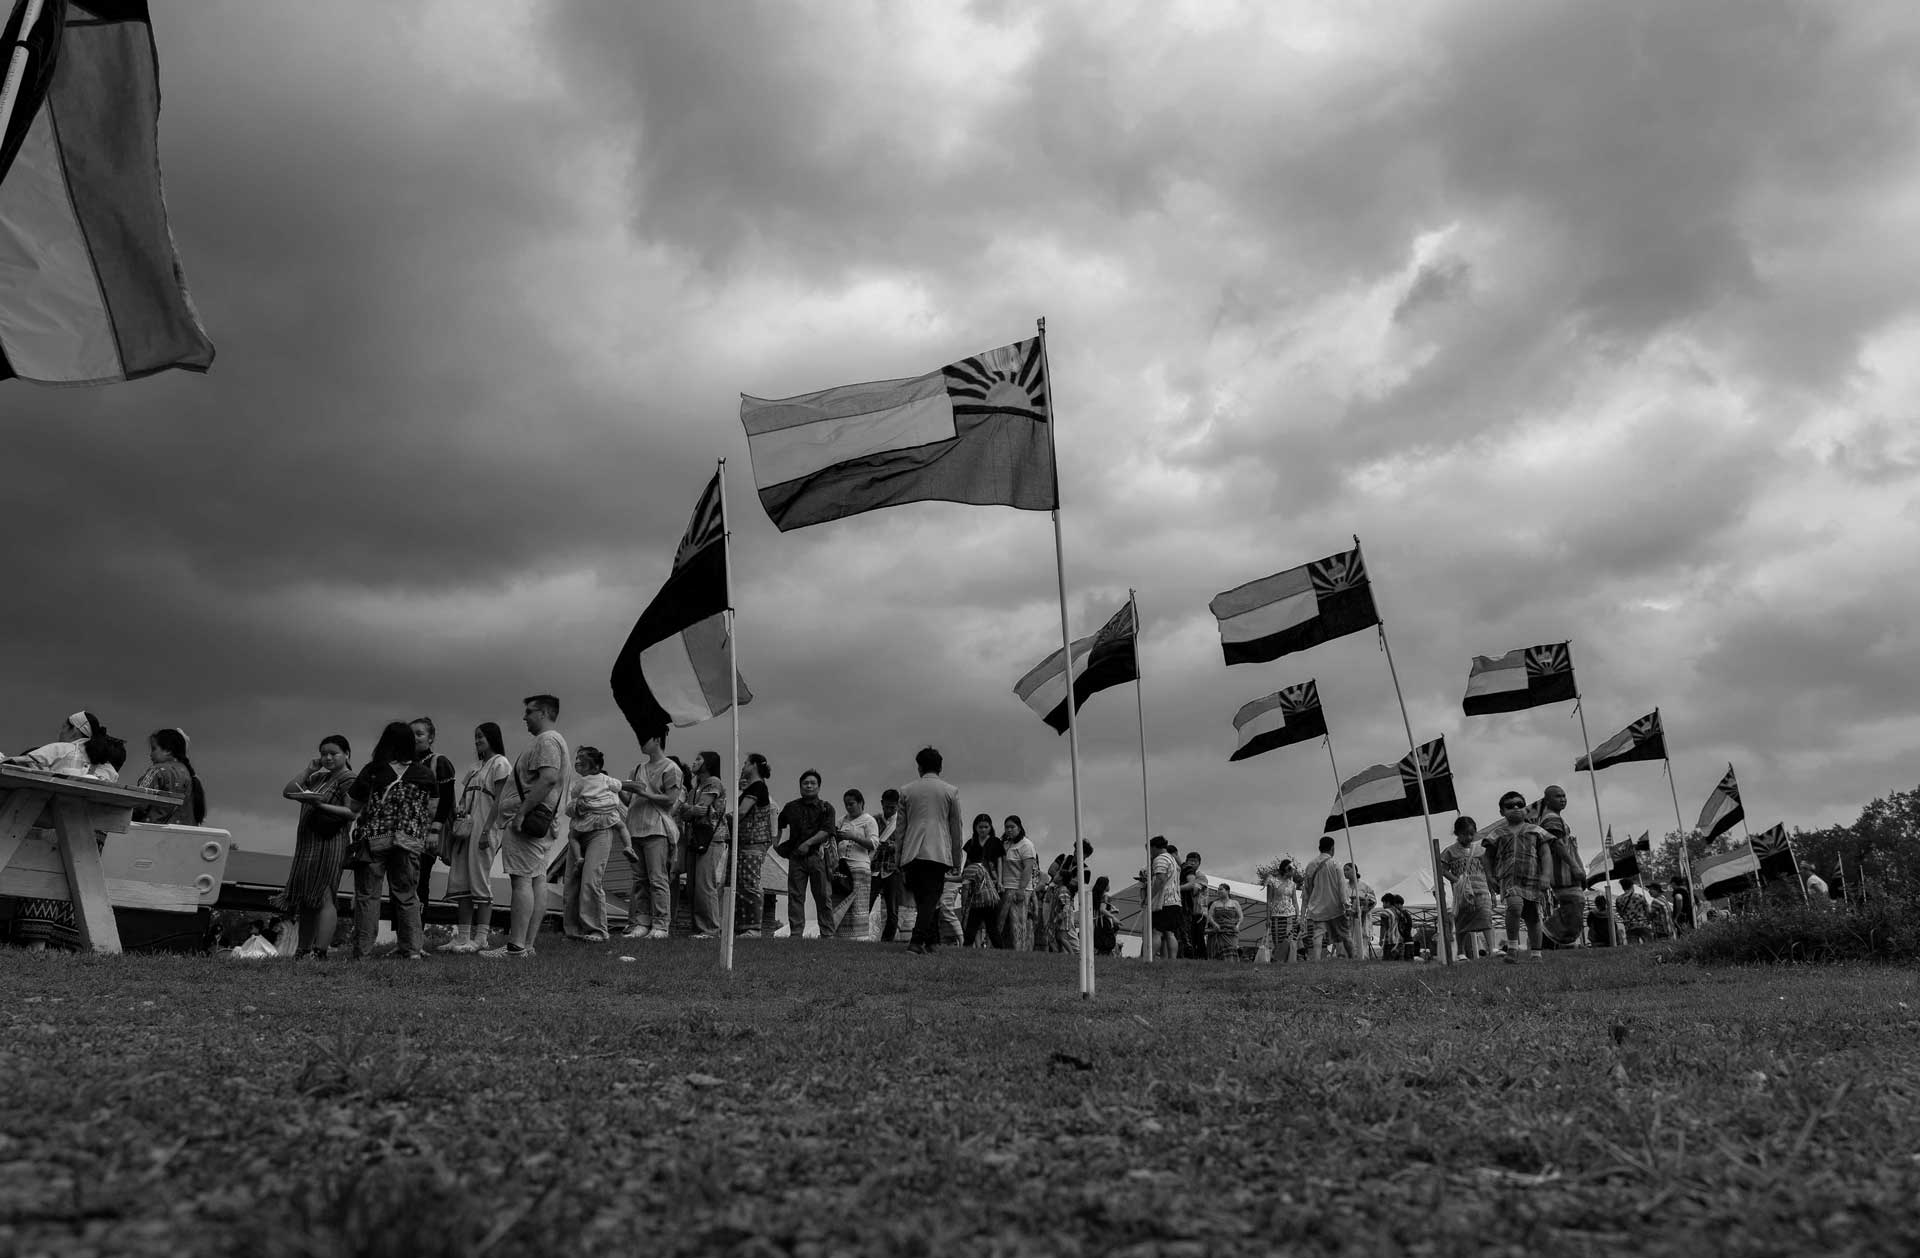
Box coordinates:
[1301,835,1351,960]
[1485,790,1550,963]
[481,694,570,959]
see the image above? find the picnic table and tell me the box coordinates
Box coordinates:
[0,764,189,954]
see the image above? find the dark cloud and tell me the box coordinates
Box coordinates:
[5,0,1918,899]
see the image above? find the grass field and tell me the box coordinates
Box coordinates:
[3,940,1918,1257]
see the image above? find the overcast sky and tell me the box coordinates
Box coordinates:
[6,0,1919,894]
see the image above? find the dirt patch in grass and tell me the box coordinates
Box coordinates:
[2,943,1918,1256]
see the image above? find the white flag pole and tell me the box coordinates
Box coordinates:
[1657,710,1699,930]
[717,458,741,974]
[1355,535,1453,966]
[1322,728,1360,957]
[1131,588,1152,966]
[1570,679,1614,948]
[0,0,48,148]
[1037,317,1094,998]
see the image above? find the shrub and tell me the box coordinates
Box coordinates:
[1668,899,1920,966]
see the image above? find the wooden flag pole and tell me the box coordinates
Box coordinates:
[1038,318,1094,997]
[717,458,741,973]
[1131,588,1153,966]
[0,0,48,147]
[1572,690,1615,948]
[1355,536,1452,966]
[1322,729,1360,958]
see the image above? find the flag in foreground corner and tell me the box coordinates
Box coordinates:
[1229,680,1327,763]
[1696,841,1758,899]
[1211,546,1380,666]
[1696,765,1743,842]
[1462,643,1575,715]
[1575,710,1666,772]
[1753,823,1798,887]
[740,336,1055,531]
[0,0,214,384]
[1323,737,1456,832]
[0,0,64,186]
[609,471,751,736]
[1012,599,1136,735]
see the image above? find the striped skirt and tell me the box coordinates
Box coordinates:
[834,869,871,940]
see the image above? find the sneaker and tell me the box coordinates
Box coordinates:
[738,930,761,939]
[647,928,669,940]
[621,927,649,939]
[478,945,531,959]
[1530,951,1545,963]
[692,932,715,940]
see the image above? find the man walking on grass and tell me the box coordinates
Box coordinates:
[482,694,570,960]
[897,746,963,955]
[1301,835,1350,960]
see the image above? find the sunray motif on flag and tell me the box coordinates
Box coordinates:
[1211,546,1380,666]
[1463,641,1576,715]
[943,339,1048,422]
[1012,599,1138,734]
[1323,737,1456,832]
[1696,764,1744,842]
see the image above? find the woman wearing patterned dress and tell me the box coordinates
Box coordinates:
[281,735,356,958]
[734,753,775,937]
[833,788,877,940]
[441,723,511,952]
[132,729,205,825]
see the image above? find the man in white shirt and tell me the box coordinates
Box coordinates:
[1148,836,1183,959]
[1301,836,1351,960]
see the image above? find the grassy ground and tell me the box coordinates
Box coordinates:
[2,940,1918,1258]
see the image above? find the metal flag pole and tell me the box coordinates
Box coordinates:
[1130,588,1153,966]
[1037,317,1095,997]
[1322,728,1359,958]
[0,0,48,147]
[1354,535,1453,966]
[1571,685,1615,948]
[717,458,741,973]
[1657,710,1699,929]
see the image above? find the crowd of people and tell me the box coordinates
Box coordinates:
[0,710,1732,962]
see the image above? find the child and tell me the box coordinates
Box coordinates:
[569,747,630,851]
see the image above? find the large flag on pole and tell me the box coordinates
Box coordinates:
[1696,841,1758,899]
[1210,546,1379,665]
[1322,737,1456,832]
[1012,598,1136,735]
[1584,830,1649,888]
[1462,643,1575,715]
[1228,680,1327,762]
[609,471,751,736]
[0,1,214,384]
[1753,823,1799,887]
[1575,710,1666,771]
[739,336,1056,532]
[1696,765,1744,842]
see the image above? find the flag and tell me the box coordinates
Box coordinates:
[1323,737,1456,832]
[1011,599,1136,735]
[1210,546,1380,666]
[1696,842,1758,899]
[1696,765,1744,842]
[609,471,751,736]
[1584,829,1649,888]
[1229,680,1327,763]
[1462,643,1576,715]
[1753,823,1799,887]
[0,1,214,384]
[740,336,1055,532]
[1575,710,1666,771]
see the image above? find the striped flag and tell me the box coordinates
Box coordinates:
[1323,737,1456,832]
[1462,643,1576,715]
[1575,710,1666,771]
[1229,680,1327,763]
[0,1,215,384]
[609,471,751,736]
[1210,546,1380,666]
[1696,841,1758,899]
[1011,599,1137,734]
[740,336,1055,532]
[1696,765,1744,842]
[1753,823,1799,887]
[1584,829,1649,887]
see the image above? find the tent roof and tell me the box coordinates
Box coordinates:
[1376,873,1435,909]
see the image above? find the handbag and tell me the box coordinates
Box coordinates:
[516,758,555,839]
[828,856,854,900]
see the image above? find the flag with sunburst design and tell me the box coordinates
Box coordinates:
[740,336,1056,531]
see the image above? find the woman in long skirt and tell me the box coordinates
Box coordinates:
[279,735,356,958]
[833,788,877,939]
